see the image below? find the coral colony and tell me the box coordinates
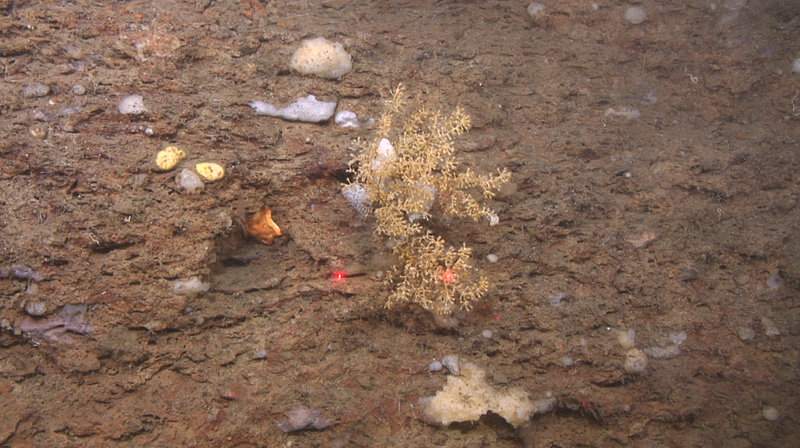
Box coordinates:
[343,85,510,315]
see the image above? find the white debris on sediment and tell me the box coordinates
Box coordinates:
[341,183,371,216]
[335,110,375,127]
[249,94,337,123]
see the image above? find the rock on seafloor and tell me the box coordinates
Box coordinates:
[118,94,148,115]
[277,405,334,433]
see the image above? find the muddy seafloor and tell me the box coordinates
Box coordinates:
[1,1,799,447]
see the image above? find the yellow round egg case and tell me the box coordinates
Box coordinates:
[195,162,225,181]
[155,146,186,171]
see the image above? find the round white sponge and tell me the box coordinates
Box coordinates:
[290,37,352,79]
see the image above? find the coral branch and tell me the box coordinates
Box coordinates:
[344,85,509,314]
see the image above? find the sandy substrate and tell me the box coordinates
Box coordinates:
[1,1,798,446]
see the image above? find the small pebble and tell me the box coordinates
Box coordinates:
[255,349,268,360]
[617,328,636,349]
[428,360,443,372]
[605,105,641,120]
[643,345,681,359]
[118,94,147,115]
[60,61,80,72]
[64,44,83,59]
[762,405,780,422]
[766,271,782,290]
[29,123,49,139]
[441,355,460,375]
[22,83,50,98]
[481,329,493,339]
[624,348,647,374]
[737,327,756,341]
[548,292,567,307]
[277,405,333,433]
[669,331,687,346]
[30,110,48,121]
[533,397,557,414]
[432,312,459,330]
[761,317,780,337]
[679,266,699,282]
[172,276,210,296]
[624,6,647,24]
[723,0,747,10]
[10,264,44,281]
[561,356,574,367]
[143,320,165,332]
[71,84,86,95]
[176,169,204,193]
[486,253,499,263]
[527,2,546,16]
[793,58,800,73]
[24,300,48,317]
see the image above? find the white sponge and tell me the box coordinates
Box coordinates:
[290,37,352,79]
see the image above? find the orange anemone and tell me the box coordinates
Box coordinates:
[243,208,282,244]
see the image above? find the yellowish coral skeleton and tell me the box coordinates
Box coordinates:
[346,85,510,314]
